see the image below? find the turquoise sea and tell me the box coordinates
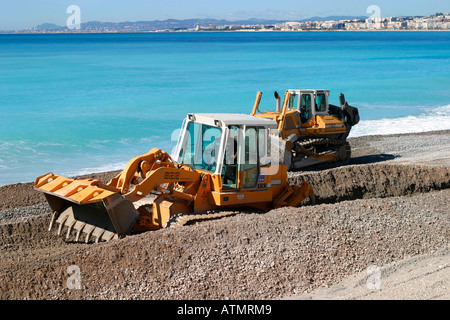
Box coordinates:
[0,31,449,185]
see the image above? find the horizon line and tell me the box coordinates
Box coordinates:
[4,12,449,32]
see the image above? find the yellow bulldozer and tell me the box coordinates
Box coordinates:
[251,89,359,170]
[34,89,358,243]
[35,112,314,243]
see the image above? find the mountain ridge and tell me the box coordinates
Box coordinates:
[31,16,368,31]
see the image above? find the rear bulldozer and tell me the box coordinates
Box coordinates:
[251,89,359,170]
[35,113,314,243]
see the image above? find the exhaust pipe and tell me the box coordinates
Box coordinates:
[275,91,281,112]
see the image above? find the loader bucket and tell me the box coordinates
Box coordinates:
[34,173,140,243]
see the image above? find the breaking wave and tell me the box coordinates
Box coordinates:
[350,104,450,137]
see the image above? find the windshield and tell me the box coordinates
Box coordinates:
[288,94,299,110]
[179,121,222,172]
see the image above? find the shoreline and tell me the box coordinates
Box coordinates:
[2,29,450,35]
[1,129,449,188]
[1,129,450,189]
[1,129,449,213]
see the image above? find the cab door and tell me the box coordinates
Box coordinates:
[300,93,313,123]
[242,126,262,189]
[221,125,264,190]
[214,125,274,209]
[221,125,240,189]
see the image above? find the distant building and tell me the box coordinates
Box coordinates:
[13,11,450,33]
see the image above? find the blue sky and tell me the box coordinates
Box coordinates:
[0,0,448,30]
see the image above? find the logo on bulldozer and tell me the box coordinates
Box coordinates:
[164,171,181,180]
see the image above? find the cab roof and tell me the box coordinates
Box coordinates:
[188,113,278,128]
[287,89,330,95]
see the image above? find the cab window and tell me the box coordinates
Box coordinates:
[243,127,259,188]
[315,93,327,112]
[180,122,221,172]
[221,125,266,190]
[288,94,299,110]
[222,126,239,189]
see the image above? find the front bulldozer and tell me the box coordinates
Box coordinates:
[35,113,314,243]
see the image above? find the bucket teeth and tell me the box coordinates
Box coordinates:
[101,230,118,242]
[56,210,70,236]
[74,221,87,242]
[75,230,81,242]
[65,220,77,240]
[57,220,66,236]
[83,224,95,243]
[66,225,72,240]
[49,208,119,243]
[48,211,58,232]
[92,227,106,244]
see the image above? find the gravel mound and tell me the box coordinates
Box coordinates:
[289,163,450,204]
[285,247,449,300]
[0,131,448,300]
[0,204,51,222]
[0,189,448,299]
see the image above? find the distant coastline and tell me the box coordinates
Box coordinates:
[2,12,449,34]
[2,29,450,35]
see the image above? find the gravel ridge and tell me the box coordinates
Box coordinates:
[0,130,449,300]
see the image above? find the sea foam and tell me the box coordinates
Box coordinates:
[350,104,450,137]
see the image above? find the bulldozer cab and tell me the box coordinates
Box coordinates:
[287,89,330,123]
[173,113,278,190]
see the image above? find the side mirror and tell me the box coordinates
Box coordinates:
[274,91,280,99]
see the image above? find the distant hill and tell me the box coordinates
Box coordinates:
[35,23,62,30]
[27,16,367,32]
[80,18,286,30]
[299,15,367,22]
